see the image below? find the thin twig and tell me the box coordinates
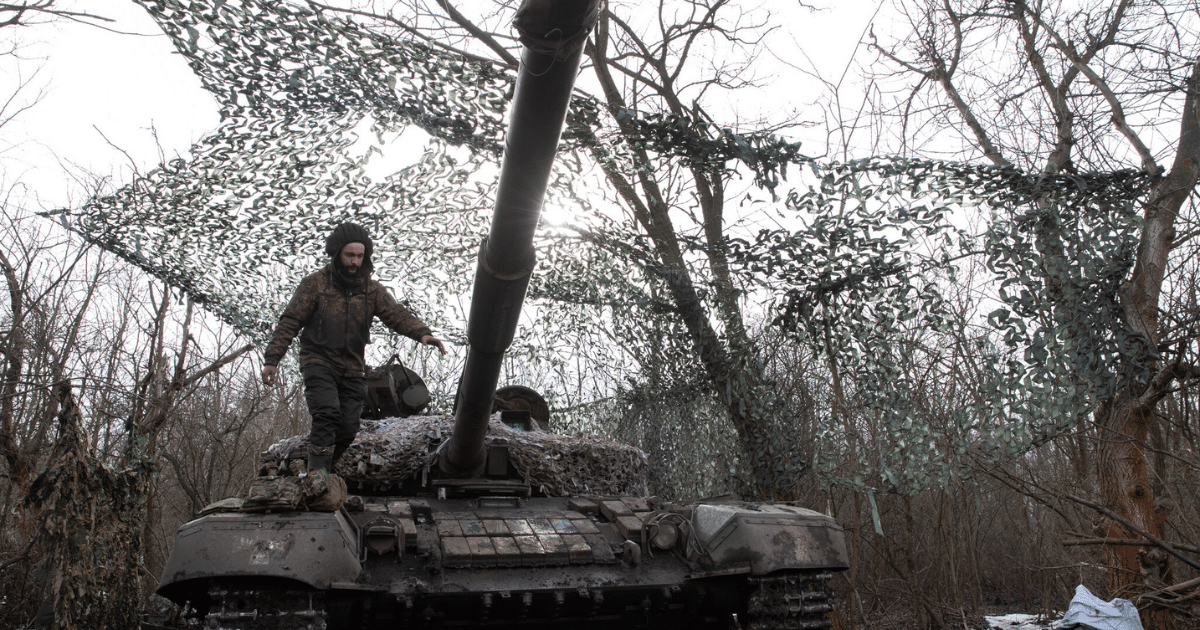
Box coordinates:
[0,534,36,571]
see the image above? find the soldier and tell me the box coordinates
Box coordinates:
[260,222,446,473]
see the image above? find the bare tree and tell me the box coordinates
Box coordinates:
[0,197,285,623]
[0,1,116,135]
[578,1,805,499]
[869,1,1200,625]
[0,203,99,485]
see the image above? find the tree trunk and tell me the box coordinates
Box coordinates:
[580,15,801,500]
[1094,55,1200,629]
[1095,391,1172,628]
[0,251,31,483]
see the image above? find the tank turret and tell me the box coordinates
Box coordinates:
[155,2,850,628]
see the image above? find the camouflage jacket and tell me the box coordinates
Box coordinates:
[262,265,432,377]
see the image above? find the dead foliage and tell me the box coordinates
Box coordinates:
[23,383,152,630]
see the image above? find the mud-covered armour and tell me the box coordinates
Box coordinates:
[262,264,431,377]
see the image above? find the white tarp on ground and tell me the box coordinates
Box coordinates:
[987,613,1053,629]
[1054,585,1143,630]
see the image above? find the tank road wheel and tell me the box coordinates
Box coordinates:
[741,571,836,630]
[204,583,327,630]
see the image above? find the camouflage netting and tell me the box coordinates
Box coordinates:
[50,0,1160,498]
[264,414,649,497]
[54,0,807,345]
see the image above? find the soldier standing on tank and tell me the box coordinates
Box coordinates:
[260,222,447,473]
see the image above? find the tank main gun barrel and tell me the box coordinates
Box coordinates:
[440,0,601,478]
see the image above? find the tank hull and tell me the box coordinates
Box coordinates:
[159,495,847,629]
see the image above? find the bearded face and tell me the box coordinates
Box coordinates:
[337,242,366,277]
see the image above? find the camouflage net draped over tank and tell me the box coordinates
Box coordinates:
[264,415,649,497]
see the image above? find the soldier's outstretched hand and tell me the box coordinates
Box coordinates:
[261,364,278,386]
[420,335,447,355]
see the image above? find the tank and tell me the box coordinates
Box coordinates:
[155,1,849,628]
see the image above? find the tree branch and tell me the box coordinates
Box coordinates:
[1140,360,1200,409]
[181,343,254,391]
[1016,0,1155,174]
[1064,537,1200,555]
[1066,494,1200,573]
[307,1,517,69]
[433,0,519,67]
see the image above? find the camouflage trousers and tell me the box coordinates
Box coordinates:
[301,362,367,461]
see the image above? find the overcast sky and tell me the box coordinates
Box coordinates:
[1,0,879,214]
[2,0,217,211]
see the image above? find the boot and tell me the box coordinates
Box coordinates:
[332,442,350,469]
[308,444,334,473]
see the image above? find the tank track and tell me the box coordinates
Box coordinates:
[199,571,833,630]
[742,571,836,630]
[204,584,327,630]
